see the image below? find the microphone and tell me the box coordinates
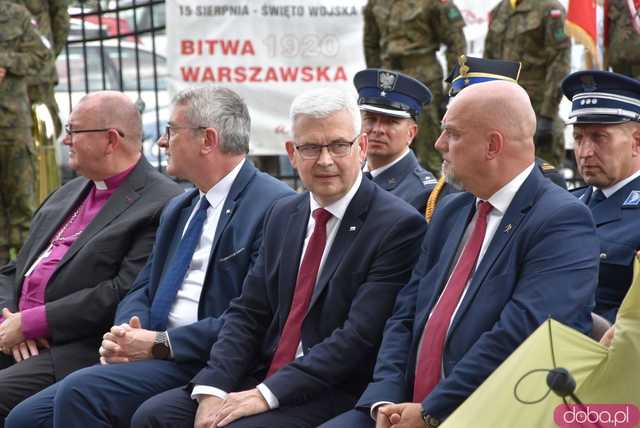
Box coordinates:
[546,367,576,398]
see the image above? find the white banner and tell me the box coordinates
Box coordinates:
[167,0,367,155]
[167,0,577,155]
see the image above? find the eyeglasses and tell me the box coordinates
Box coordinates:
[294,135,359,160]
[164,125,206,142]
[64,124,125,138]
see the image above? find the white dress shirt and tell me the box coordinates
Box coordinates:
[596,169,640,199]
[165,160,244,341]
[192,173,364,407]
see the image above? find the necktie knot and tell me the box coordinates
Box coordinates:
[477,201,493,219]
[313,208,332,226]
[589,189,606,208]
[198,196,210,212]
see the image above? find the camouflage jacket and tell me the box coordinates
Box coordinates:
[606,0,640,78]
[363,0,466,84]
[484,0,570,118]
[0,2,51,129]
[13,0,68,85]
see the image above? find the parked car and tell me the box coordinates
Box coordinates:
[68,17,108,41]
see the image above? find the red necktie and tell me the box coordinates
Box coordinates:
[266,208,333,377]
[413,201,493,402]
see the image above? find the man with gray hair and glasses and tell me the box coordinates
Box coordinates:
[0,90,182,424]
[6,86,293,428]
[120,86,427,428]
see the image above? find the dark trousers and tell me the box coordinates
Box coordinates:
[0,350,55,428]
[132,384,357,428]
[319,408,374,427]
[5,359,200,428]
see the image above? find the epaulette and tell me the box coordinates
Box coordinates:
[414,168,437,189]
[538,161,557,173]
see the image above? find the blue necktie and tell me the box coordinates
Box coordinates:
[149,195,210,330]
[588,189,606,208]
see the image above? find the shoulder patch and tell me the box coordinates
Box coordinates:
[447,6,461,20]
[623,190,640,207]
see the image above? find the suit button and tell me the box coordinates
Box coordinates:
[600,253,607,260]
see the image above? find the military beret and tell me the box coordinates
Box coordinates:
[353,69,432,119]
[562,70,640,124]
[446,55,522,97]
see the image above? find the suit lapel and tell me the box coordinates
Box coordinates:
[373,152,414,191]
[308,179,372,309]
[448,168,541,337]
[577,187,592,205]
[210,161,256,257]
[277,195,310,327]
[414,194,475,331]
[166,189,200,264]
[56,159,148,270]
[18,180,92,280]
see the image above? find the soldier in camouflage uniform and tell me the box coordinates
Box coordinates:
[484,0,570,168]
[15,0,70,136]
[606,0,640,79]
[0,2,51,265]
[363,0,466,176]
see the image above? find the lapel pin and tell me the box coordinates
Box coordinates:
[504,224,512,233]
[225,209,231,215]
[349,226,357,232]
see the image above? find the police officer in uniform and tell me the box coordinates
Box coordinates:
[354,69,437,213]
[563,70,640,323]
[605,0,640,79]
[425,56,567,222]
[0,2,51,265]
[363,0,466,175]
[484,0,570,168]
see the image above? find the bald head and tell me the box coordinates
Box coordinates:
[76,91,142,153]
[65,91,143,180]
[452,80,536,148]
[437,81,537,198]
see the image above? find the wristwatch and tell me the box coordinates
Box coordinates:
[151,331,171,360]
[421,409,441,428]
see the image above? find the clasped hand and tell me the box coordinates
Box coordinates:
[194,389,269,428]
[0,308,49,362]
[376,403,427,428]
[99,315,157,364]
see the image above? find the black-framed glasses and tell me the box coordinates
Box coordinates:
[164,124,207,142]
[294,135,360,160]
[64,124,125,138]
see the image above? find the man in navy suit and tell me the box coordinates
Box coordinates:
[324,80,599,427]
[563,70,640,323]
[354,69,437,213]
[128,87,427,428]
[5,87,293,428]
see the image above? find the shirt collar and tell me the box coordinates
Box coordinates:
[310,171,363,222]
[200,159,245,209]
[596,169,640,198]
[481,163,535,215]
[364,149,411,178]
[93,163,136,190]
